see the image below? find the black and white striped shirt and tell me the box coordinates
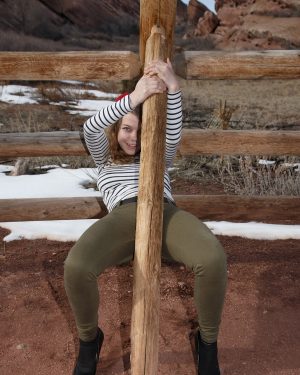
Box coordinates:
[83,91,182,212]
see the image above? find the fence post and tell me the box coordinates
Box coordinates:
[130,2,177,373]
[130,25,167,375]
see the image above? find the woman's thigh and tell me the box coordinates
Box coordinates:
[162,205,226,270]
[65,203,137,276]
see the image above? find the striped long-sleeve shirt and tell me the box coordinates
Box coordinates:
[83,91,182,212]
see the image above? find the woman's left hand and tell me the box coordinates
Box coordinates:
[144,58,180,93]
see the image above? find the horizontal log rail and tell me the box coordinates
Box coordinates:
[180,129,300,156]
[0,51,141,81]
[174,50,300,80]
[0,50,299,81]
[0,130,299,157]
[0,195,299,223]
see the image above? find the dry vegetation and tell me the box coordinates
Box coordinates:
[172,98,300,196]
[1,79,299,196]
[217,155,300,196]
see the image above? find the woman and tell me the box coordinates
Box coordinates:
[64,59,227,375]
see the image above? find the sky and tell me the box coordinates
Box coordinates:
[0,83,299,242]
[181,0,216,13]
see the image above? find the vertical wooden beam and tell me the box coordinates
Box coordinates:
[131,2,177,373]
[139,0,177,64]
[130,25,167,375]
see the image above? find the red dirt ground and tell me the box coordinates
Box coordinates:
[0,178,299,374]
[0,229,299,375]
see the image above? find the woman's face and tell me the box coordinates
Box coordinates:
[117,113,141,155]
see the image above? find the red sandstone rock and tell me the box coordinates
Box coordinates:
[194,11,219,37]
[0,0,299,52]
[217,5,243,28]
[209,0,300,50]
[187,0,210,25]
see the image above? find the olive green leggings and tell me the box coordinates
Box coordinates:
[64,202,227,344]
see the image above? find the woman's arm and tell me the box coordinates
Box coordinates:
[165,90,182,166]
[144,59,182,166]
[84,74,167,168]
[83,95,132,168]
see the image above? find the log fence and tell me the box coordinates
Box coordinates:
[1,129,299,224]
[0,0,300,373]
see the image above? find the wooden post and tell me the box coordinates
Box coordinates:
[139,0,177,65]
[131,2,178,373]
[130,25,167,375]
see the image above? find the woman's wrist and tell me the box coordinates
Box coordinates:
[129,91,140,109]
[167,78,180,93]
[167,84,180,93]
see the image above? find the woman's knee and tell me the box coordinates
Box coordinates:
[193,241,227,279]
[64,246,95,285]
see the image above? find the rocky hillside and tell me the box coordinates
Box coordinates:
[0,0,187,51]
[186,0,300,50]
[0,0,299,51]
[0,0,139,37]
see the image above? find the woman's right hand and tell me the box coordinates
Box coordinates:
[129,74,166,109]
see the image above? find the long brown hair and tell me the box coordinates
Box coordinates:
[106,107,142,164]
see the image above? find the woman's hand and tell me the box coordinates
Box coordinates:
[129,74,166,108]
[144,58,180,93]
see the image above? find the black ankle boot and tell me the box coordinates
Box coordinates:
[73,328,104,375]
[195,330,220,375]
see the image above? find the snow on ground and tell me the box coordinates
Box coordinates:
[0,166,300,242]
[0,85,39,105]
[0,83,116,116]
[66,99,113,116]
[0,82,299,243]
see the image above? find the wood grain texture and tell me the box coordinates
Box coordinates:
[179,129,300,156]
[1,130,299,157]
[174,50,300,80]
[131,25,167,375]
[0,197,107,222]
[0,195,299,223]
[0,51,140,80]
[139,0,177,64]
[0,131,86,157]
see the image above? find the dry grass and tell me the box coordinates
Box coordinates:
[207,100,237,130]
[36,82,101,104]
[37,84,78,103]
[171,154,300,196]
[215,155,300,196]
[1,81,299,197]
[8,155,95,176]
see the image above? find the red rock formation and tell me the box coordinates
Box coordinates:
[219,0,299,49]
[0,0,299,52]
[187,0,210,25]
[193,0,300,50]
[194,11,219,37]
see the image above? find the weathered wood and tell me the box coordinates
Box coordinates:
[0,197,107,222]
[1,130,299,158]
[0,51,141,81]
[0,195,299,224]
[174,50,300,80]
[175,195,300,224]
[0,131,86,157]
[139,0,177,64]
[179,129,300,156]
[131,25,168,375]
[0,50,299,81]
